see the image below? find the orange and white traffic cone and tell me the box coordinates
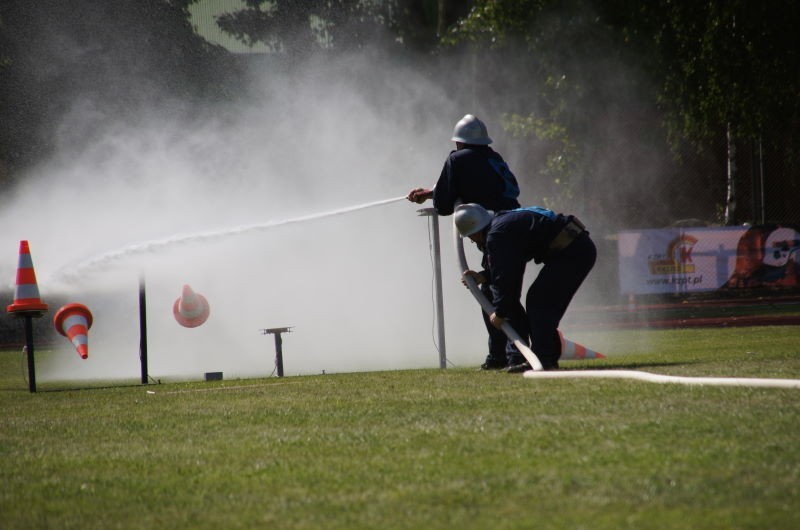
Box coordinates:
[559,329,606,360]
[53,303,93,359]
[7,240,49,316]
[173,284,210,328]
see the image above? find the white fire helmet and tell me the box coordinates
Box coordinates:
[763,227,800,267]
[451,114,492,145]
[454,204,493,237]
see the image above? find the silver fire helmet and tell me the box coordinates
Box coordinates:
[454,204,493,237]
[451,114,492,145]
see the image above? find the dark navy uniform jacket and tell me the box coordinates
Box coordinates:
[484,207,569,319]
[432,146,521,215]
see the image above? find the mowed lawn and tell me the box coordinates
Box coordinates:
[1,326,799,530]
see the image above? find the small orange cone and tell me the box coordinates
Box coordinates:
[559,330,606,360]
[173,284,210,328]
[7,240,48,316]
[54,303,93,359]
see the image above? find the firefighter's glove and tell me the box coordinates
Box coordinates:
[407,187,432,204]
[461,270,487,287]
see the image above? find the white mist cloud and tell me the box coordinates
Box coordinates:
[5,51,497,382]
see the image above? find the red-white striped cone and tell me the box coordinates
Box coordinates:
[54,303,93,359]
[7,240,48,316]
[558,330,606,360]
[173,284,210,328]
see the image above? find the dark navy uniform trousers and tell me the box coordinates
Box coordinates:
[520,232,596,368]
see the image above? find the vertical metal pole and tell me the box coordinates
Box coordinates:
[725,123,737,225]
[139,275,148,385]
[274,333,284,377]
[431,213,447,368]
[24,315,36,393]
[262,327,292,377]
[751,140,759,225]
[419,208,447,368]
[758,135,765,225]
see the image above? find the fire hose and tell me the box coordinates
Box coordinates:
[453,220,545,371]
[451,217,800,388]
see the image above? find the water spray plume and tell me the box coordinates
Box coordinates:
[49,196,406,284]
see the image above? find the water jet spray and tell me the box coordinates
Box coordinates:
[49,196,407,284]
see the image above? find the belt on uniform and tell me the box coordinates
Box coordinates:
[544,217,586,261]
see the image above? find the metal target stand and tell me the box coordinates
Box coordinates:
[261,327,292,377]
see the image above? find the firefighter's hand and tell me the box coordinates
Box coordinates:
[489,312,505,329]
[461,270,487,286]
[407,187,432,203]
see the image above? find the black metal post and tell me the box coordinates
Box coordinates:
[139,275,148,385]
[274,334,284,377]
[24,315,36,393]
[261,327,292,377]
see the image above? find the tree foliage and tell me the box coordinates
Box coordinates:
[448,0,800,147]
[2,0,798,225]
[445,0,639,206]
[0,0,240,187]
[216,0,383,53]
[215,0,471,54]
[612,1,800,147]
[444,0,800,224]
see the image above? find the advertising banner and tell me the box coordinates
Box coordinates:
[618,225,800,295]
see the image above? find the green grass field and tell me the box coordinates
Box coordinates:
[2,326,800,529]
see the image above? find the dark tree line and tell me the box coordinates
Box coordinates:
[1,0,798,226]
[439,0,800,226]
[0,0,240,189]
[214,0,470,53]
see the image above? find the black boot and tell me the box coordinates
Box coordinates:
[479,356,507,370]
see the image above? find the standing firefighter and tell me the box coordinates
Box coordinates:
[455,204,597,372]
[407,114,521,214]
[408,114,524,369]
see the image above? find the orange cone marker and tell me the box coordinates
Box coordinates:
[7,240,48,315]
[173,284,210,328]
[559,330,606,360]
[54,303,93,359]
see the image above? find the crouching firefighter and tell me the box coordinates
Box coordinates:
[455,204,597,372]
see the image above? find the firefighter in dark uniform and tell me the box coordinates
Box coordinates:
[455,203,597,372]
[407,114,523,370]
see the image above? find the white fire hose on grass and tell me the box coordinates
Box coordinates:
[452,219,800,389]
[522,368,800,388]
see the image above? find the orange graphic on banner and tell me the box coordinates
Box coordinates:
[648,234,698,275]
